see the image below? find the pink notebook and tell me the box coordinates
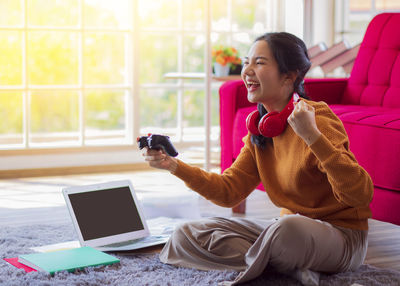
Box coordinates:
[4,258,37,273]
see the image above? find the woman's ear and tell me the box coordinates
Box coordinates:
[284,71,298,86]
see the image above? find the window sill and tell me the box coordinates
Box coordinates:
[0,144,137,156]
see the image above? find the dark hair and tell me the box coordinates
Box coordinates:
[250,32,312,148]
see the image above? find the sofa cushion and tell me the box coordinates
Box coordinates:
[232,106,256,158]
[330,104,400,192]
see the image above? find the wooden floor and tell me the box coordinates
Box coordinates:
[1,169,399,271]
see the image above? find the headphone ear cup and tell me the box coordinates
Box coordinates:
[258,111,287,137]
[246,110,261,136]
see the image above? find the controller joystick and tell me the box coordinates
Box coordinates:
[137,134,179,157]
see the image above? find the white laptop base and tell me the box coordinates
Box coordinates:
[30,236,169,253]
[96,234,169,252]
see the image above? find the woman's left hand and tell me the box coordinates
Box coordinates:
[287,100,321,146]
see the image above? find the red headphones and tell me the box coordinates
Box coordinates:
[246,93,299,138]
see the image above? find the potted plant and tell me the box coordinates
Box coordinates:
[212,45,242,76]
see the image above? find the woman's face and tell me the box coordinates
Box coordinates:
[241,40,290,109]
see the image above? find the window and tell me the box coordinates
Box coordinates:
[338,0,400,45]
[0,0,132,149]
[0,0,304,157]
[139,0,298,146]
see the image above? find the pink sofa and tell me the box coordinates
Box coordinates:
[219,13,400,226]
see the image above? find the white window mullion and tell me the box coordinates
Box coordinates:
[132,0,140,141]
[24,91,30,149]
[23,0,29,148]
[204,0,212,171]
[125,31,133,144]
[79,0,85,146]
[176,0,184,143]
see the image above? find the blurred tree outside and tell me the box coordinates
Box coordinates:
[0,91,23,143]
[84,33,126,85]
[0,0,23,27]
[140,88,177,130]
[28,32,79,85]
[139,34,178,85]
[30,91,79,141]
[183,34,205,81]
[85,90,126,131]
[0,0,129,146]
[28,0,79,27]
[0,31,23,86]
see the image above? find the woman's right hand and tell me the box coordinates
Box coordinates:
[142,148,178,173]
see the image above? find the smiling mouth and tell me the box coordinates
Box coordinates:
[246,80,260,91]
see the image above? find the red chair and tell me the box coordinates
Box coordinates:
[219,13,400,225]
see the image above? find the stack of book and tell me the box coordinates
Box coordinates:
[6,246,119,275]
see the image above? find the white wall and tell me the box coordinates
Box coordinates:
[285,0,304,39]
[312,0,335,46]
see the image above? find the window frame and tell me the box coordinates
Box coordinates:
[336,0,400,46]
[0,0,134,151]
[0,0,305,165]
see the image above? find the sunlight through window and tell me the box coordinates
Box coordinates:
[0,0,304,152]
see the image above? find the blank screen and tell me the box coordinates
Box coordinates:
[68,186,144,241]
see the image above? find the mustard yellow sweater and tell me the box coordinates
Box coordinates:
[173,100,374,230]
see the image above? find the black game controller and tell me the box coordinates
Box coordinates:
[137,134,179,157]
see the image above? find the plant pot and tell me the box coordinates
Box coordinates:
[213,63,230,77]
[229,64,242,75]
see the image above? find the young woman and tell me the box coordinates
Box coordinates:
[142,32,373,286]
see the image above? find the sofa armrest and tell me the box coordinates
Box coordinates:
[219,80,255,172]
[219,80,254,111]
[304,78,348,104]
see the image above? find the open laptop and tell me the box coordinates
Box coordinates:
[62,180,170,252]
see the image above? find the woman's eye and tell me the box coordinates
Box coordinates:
[256,62,264,65]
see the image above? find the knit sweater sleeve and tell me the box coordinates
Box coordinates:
[309,102,374,207]
[172,136,261,207]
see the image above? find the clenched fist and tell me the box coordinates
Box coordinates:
[287,100,321,146]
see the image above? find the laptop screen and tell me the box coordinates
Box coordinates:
[68,186,145,241]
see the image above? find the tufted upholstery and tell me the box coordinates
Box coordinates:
[342,13,400,108]
[219,13,400,225]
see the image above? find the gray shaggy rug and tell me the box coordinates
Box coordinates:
[1,223,400,286]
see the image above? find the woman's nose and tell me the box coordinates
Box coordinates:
[241,64,254,77]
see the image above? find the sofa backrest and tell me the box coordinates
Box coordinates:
[343,13,400,108]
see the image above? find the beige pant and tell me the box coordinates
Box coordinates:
[159,215,368,285]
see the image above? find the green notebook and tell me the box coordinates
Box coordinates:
[18,246,120,275]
